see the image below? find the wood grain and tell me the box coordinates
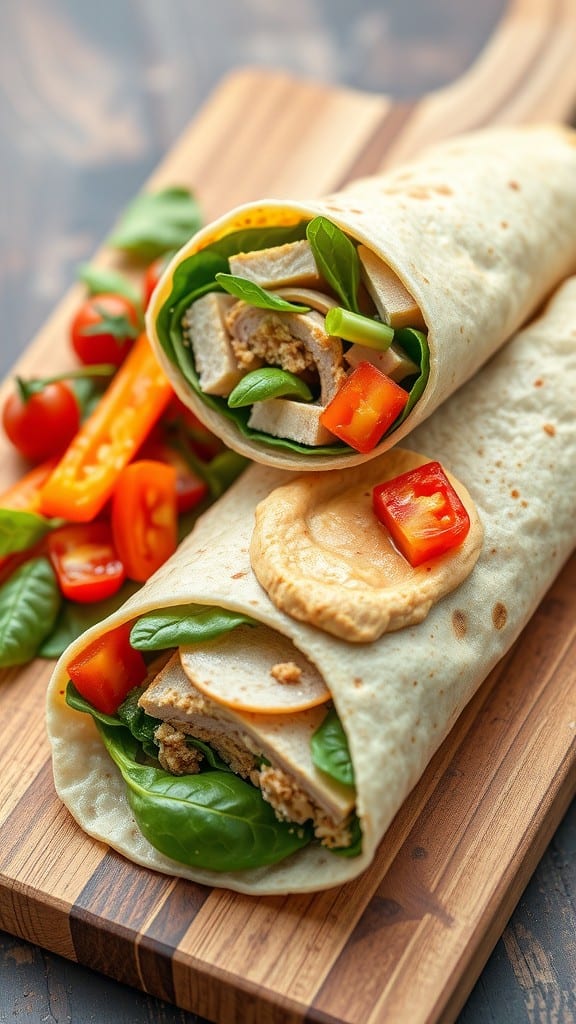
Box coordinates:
[1,2,576,1020]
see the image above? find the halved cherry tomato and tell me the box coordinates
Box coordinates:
[48,521,126,603]
[372,461,471,566]
[111,460,178,582]
[320,362,409,453]
[70,293,140,367]
[67,622,147,715]
[136,438,208,514]
[143,256,169,309]
[2,380,80,462]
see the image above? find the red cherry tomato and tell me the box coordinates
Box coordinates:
[372,461,471,566]
[70,293,140,367]
[48,521,126,603]
[67,622,147,715]
[143,256,169,309]
[111,459,178,582]
[2,381,80,462]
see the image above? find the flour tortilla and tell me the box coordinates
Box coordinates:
[147,123,576,470]
[47,278,576,894]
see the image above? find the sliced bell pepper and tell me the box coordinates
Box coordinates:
[111,459,178,582]
[39,333,174,522]
[320,361,409,453]
[0,458,58,514]
[48,521,126,603]
[372,460,471,566]
[67,622,147,715]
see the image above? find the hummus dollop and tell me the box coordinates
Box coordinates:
[250,449,483,642]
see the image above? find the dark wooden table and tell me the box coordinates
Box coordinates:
[1,2,575,1022]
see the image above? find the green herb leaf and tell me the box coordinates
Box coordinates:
[393,327,430,422]
[311,708,355,787]
[39,581,141,659]
[96,720,312,870]
[78,263,142,307]
[130,605,257,651]
[0,509,61,558]
[0,558,61,668]
[227,368,313,409]
[306,217,361,313]
[108,187,203,261]
[215,273,310,312]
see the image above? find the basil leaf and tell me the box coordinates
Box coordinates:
[227,368,312,409]
[0,558,61,668]
[306,217,360,313]
[0,509,61,557]
[215,273,310,312]
[311,708,355,787]
[130,605,257,651]
[40,581,141,659]
[78,263,142,308]
[97,720,312,870]
[108,187,202,261]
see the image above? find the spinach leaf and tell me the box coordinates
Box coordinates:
[215,273,310,312]
[97,720,313,871]
[202,450,248,499]
[39,581,141,659]
[130,605,257,652]
[117,687,160,757]
[0,509,61,557]
[393,327,430,421]
[0,558,61,668]
[108,187,202,261]
[332,814,363,858]
[227,368,312,408]
[306,217,361,313]
[78,263,142,308]
[311,708,355,787]
[66,681,124,728]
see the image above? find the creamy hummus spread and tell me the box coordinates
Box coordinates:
[250,449,483,642]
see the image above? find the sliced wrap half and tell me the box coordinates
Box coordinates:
[147,124,576,469]
[48,277,576,894]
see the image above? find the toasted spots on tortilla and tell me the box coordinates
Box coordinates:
[543,423,556,436]
[179,623,330,713]
[250,449,483,643]
[492,602,508,630]
[452,610,468,638]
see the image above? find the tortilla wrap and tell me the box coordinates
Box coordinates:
[47,277,576,894]
[147,123,576,470]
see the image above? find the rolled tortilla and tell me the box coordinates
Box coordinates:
[48,277,576,894]
[147,123,576,470]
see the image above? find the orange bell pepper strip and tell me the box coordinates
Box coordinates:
[39,333,174,522]
[0,458,58,514]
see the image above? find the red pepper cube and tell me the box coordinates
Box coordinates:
[320,362,409,453]
[372,461,471,566]
[67,622,147,716]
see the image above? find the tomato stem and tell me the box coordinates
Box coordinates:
[14,366,116,402]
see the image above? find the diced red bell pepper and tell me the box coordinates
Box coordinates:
[372,460,471,567]
[111,459,178,582]
[67,622,147,715]
[48,521,126,603]
[320,362,409,453]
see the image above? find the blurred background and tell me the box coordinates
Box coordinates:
[1,2,575,1024]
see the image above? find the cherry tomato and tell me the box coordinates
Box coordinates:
[111,459,178,582]
[70,293,140,367]
[2,381,80,462]
[48,521,126,603]
[320,362,409,453]
[143,256,169,308]
[372,461,471,566]
[67,622,147,715]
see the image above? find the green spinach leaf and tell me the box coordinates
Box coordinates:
[39,581,141,659]
[311,708,355,787]
[108,187,202,261]
[97,720,312,871]
[0,509,61,557]
[393,327,430,422]
[306,217,361,313]
[130,605,257,651]
[215,273,310,312]
[227,368,312,408]
[66,681,124,728]
[0,558,61,668]
[78,263,142,308]
[332,814,363,858]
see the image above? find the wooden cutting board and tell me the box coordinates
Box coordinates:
[1,2,576,1021]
